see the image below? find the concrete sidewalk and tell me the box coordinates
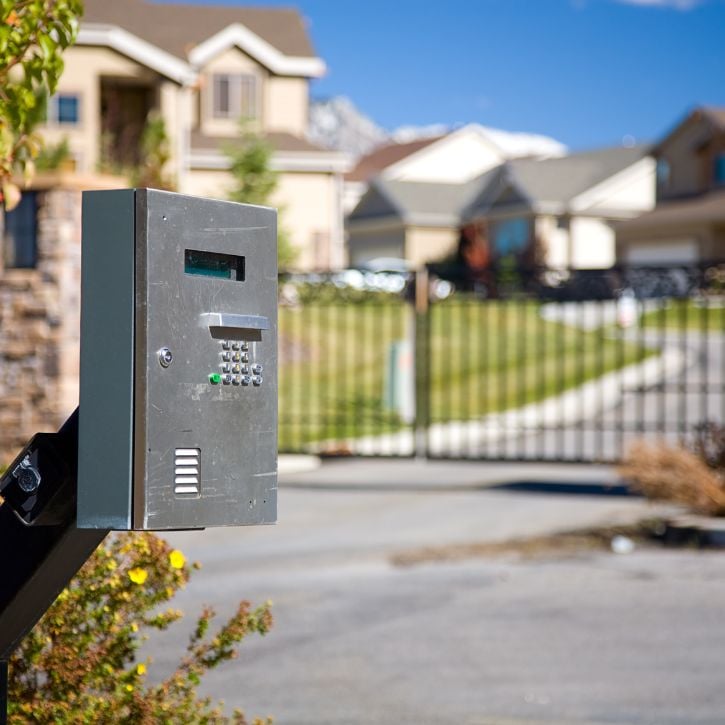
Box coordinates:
[280,456,623,492]
[268,457,682,560]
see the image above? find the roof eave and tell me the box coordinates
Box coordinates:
[77,24,197,85]
[189,149,349,173]
[188,22,326,77]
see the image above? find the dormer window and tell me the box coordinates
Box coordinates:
[212,73,258,120]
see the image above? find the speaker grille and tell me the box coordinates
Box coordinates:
[174,448,200,495]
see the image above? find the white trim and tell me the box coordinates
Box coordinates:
[347,213,457,231]
[569,156,656,215]
[271,152,350,173]
[382,124,508,181]
[403,212,459,228]
[188,149,349,174]
[77,24,196,85]
[188,23,326,78]
[531,202,565,216]
[346,216,406,233]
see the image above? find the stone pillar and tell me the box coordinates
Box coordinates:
[0,171,109,464]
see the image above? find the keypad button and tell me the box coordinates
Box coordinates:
[231,364,241,374]
[221,340,231,350]
[241,375,251,386]
[221,351,232,362]
[252,375,263,386]
[241,352,249,363]
[241,364,249,375]
[252,364,263,375]
[231,341,240,350]
[222,374,233,385]
[231,375,241,385]
[241,342,249,351]
[232,352,241,362]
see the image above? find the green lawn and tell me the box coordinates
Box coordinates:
[278,299,652,451]
[640,299,725,332]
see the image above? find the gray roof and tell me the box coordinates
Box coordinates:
[84,0,316,60]
[467,145,651,217]
[350,145,651,228]
[351,172,495,227]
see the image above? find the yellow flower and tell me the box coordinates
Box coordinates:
[169,549,186,569]
[126,684,133,692]
[131,622,138,632]
[136,663,147,676]
[128,568,148,585]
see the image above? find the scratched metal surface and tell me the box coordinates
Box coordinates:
[136,190,278,530]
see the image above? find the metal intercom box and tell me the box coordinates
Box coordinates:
[77,189,277,530]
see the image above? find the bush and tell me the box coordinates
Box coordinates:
[8,532,273,724]
[619,423,725,516]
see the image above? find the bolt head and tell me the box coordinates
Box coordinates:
[158,347,173,367]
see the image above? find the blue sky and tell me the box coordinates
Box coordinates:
[161,0,725,150]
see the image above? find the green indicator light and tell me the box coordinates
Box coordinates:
[209,373,222,385]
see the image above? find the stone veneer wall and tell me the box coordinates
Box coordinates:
[0,174,123,465]
[0,185,82,464]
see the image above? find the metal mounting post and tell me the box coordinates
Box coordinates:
[0,408,109,720]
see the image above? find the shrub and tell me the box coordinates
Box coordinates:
[8,532,273,724]
[619,423,725,516]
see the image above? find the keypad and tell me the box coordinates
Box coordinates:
[212,340,263,387]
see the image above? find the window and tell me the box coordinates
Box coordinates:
[656,157,671,188]
[48,93,80,125]
[714,153,725,186]
[4,192,39,268]
[491,217,531,256]
[212,74,258,120]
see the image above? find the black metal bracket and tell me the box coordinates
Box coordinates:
[0,408,109,721]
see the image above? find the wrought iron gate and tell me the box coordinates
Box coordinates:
[279,263,725,464]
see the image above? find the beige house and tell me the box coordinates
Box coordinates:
[344,123,567,214]
[347,176,483,267]
[38,0,348,270]
[348,145,655,269]
[617,107,725,263]
[464,145,656,269]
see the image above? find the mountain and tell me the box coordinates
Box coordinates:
[308,96,567,163]
[308,97,388,159]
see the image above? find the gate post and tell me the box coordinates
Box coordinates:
[413,268,431,458]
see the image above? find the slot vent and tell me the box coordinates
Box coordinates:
[174,448,200,495]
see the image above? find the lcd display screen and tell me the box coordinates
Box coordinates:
[184,249,245,281]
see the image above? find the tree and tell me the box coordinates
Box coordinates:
[224,123,298,269]
[0,0,82,210]
[132,111,176,191]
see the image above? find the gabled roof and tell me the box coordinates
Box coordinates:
[467,145,651,217]
[346,136,445,182]
[81,0,324,81]
[350,175,488,227]
[701,107,725,130]
[346,123,566,185]
[653,106,725,155]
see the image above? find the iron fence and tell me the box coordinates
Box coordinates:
[278,262,725,463]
